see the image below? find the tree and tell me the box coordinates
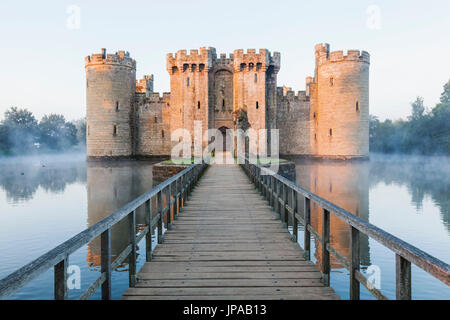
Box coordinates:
[2,107,39,154]
[408,96,426,122]
[72,118,86,145]
[39,114,78,150]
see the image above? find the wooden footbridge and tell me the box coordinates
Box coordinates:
[0,158,449,300]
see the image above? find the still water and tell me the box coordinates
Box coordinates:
[0,153,448,299]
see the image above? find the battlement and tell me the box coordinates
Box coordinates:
[166,47,216,73]
[277,87,308,101]
[85,48,136,69]
[233,49,280,72]
[314,43,370,66]
[214,53,234,66]
[136,75,154,94]
[136,91,171,104]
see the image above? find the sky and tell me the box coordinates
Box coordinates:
[0,0,449,121]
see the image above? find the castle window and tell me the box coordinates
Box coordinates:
[162,130,165,138]
[356,101,359,112]
[199,64,205,72]
[222,99,225,110]
[222,79,225,88]
[329,128,332,136]
[256,63,262,71]
[115,101,119,112]
[198,101,201,109]
[240,63,246,72]
[248,63,254,71]
[87,125,90,136]
[314,133,317,140]
[113,125,118,136]
[254,73,257,83]
[313,112,316,119]
[191,64,196,72]
[256,101,259,109]
[330,77,334,86]
[183,64,189,72]
[154,116,157,123]
[172,66,178,74]
[186,77,190,86]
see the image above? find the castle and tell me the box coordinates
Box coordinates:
[85,43,370,160]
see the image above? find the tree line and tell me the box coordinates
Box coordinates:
[0,107,86,155]
[370,79,450,155]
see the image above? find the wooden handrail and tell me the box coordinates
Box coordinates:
[0,159,208,300]
[240,160,450,300]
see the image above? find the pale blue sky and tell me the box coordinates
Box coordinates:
[0,0,449,121]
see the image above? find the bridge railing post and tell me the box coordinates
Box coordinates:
[350,225,360,300]
[396,254,412,300]
[304,197,311,260]
[282,183,288,227]
[269,176,274,208]
[128,210,137,288]
[157,191,163,244]
[292,189,298,242]
[174,179,179,220]
[146,199,153,262]
[321,208,331,286]
[166,185,172,230]
[101,228,111,300]
[54,255,68,300]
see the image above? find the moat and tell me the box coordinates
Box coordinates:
[0,153,449,299]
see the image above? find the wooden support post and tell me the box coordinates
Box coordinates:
[292,189,298,242]
[174,179,178,219]
[166,184,172,230]
[262,175,266,198]
[281,183,287,226]
[270,176,274,208]
[145,199,152,262]
[181,175,186,210]
[350,226,360,300]
[304,197,311,260]
[157,191,163,244]
[101,229,111,300]
[54,256,68,300]
[396,254,412,300]
[128,210,137,288]
[322,208,330,286]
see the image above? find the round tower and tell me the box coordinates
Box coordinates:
[312,43,370,159]
[85,48,136,160]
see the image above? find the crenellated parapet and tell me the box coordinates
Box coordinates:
[233,49,280,73]
[166,47,216,74]
[277,87,309,102]
[85,48,136,69]
[136,75,154,95]
[314,43,370,66]
[214,53,234,67]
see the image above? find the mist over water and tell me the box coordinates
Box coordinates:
[0,153,448,299]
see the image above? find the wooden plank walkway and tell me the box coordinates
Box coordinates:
[122,164,339,300]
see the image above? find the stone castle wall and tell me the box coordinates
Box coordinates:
[85,44,370,160]
[309,43,370,159]
[276,89,311,156]
[135,92,171,156]
[85,49,136,159]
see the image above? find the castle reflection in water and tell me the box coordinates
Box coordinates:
[85,161,160,267]
[295,159,371,270]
